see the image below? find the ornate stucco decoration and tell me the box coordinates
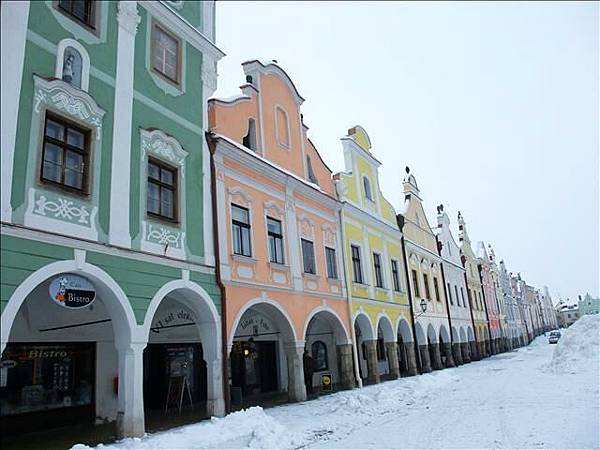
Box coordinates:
[117,0,141,35]
[166,0,184,10]
[263,200,285,219]
[297,213,315,239]
[227,186,252,207]
[321,223,337,247]
[141,129,188,177]
[34,194,91,224]
[201,59,218,92]
[33,76,105,139]
[144,223,184,249]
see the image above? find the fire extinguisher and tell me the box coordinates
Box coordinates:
[113,376,118,396]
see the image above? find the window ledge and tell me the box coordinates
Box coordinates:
[302,272,319,280]
[327,277,341,285]
[375,287,389,294]
[232,254,257,264]
[269,262,290,271]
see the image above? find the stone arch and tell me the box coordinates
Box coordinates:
[142,279,221,360]
[451,326,459,343]
[1,259,138,352]
[375,313,395,343]
[467,326,475,341]
[228,297,297,348]
[427,323,438,343]
[459,327,467,343]
[397,317,413,342]
[303,306,351,345]
[353,311,375,341]
[439,324,451,343]
[415,321,426,345]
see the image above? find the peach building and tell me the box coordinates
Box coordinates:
[208,60,354,407]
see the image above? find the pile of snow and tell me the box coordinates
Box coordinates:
[546,314,600,374]
[72,407,300,450]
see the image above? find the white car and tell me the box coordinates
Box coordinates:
[548,331,561,344]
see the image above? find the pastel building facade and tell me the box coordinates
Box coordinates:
[1,0,224,438]
[458,212,490,358]
[487,245,509,352]
[477,242,502,354]
[334,126,417,385]
[499,260,520,349]
[401,170,454,372]
[435,206,474,364]
[208,60,354,405]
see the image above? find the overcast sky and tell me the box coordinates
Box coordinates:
[214,1,599,304]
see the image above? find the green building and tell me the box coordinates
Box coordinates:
[1,0,224,438]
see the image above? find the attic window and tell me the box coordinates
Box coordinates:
[306,156,319,185]
[242,118,257,152]
[363,176,373,201]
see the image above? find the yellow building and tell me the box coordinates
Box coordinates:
[334,126,417,385]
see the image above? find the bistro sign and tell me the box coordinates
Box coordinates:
[49,274,96,309]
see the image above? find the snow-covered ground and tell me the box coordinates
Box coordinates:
[75,317,599,449]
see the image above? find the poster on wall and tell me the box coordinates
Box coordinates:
[49,274,96,309]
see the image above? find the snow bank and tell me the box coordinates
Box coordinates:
[545,314,600,374]
[72,407,300,450]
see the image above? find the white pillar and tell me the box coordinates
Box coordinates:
[109,1,139,248]
[1,0,30,222]
[201,59,217,267]
[116,341,146,438]
[205,353,225,417]
[285,342,306,402]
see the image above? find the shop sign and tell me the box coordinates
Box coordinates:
[49,274,96,309]
[321,372,333,392]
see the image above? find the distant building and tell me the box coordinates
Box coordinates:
[555,302,579,328]
[578,294,600,316]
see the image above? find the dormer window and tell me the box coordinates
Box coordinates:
[363,176,373,201]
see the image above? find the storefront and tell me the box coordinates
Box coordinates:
[230,339,278,397]
[0,342,95,435]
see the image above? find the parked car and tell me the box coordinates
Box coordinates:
[548,331,561,344]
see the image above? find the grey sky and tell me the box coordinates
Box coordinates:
[214,1,599,303]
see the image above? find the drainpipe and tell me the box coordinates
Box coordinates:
[207,132,231,413]
[436,237,454,349]
[338,204,363,388]
[398,215,422,374]
[461,255,478,349]
[477,264,494,348]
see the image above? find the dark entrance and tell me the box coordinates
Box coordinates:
[0,342,95,436]
[143,343,207,411]
[231,340,278,396]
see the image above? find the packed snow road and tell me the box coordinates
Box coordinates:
[75,320,599,449]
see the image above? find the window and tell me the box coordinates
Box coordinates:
[231,204,251,256]
[411,269,420,297]
[363,176,373,201]
[461,288,466,308]
[147,159,178,221]
[242,118,257,152]
[41,113,90,194]
[373,253,384,288]
[351,245,363,283]
[152,24,180,84]
[455,286,460,307]
[311,341,328,371]
[301,239,316,274]
[447,282,453,305]
[325,247,338,279]
[423,273,431,300]
[57,0,95,29]
[391,260,401,292]
[306,156,318,185]
[267,217,284,264]
[433,277,441,302]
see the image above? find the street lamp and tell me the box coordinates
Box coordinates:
[416,298,428,318]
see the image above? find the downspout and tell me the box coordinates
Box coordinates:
[338,204,363,388]
[477,264,494,347]
[398,215,422,374]
[436,237,454,348]
[207,132,231,413]
[461,255,478,350]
